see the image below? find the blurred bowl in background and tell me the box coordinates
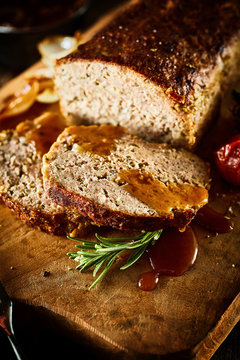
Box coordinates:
[0,0,89,70]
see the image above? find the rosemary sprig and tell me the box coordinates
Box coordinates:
[67,230,163,289]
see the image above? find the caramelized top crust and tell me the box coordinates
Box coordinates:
[62,0,240,105]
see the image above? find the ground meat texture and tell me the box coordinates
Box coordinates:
[55,0,240,149]
[42,124,210,231]
[0,114,85,235]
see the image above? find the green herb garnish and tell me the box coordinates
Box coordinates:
[67,230,162,289]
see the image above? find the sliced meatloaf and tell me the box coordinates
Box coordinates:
[42,124,210,231]
[55,0,240,149]
[0,112,85,235]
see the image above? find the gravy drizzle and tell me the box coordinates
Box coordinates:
[138,205,234,291]
[118,169,208,216]
[16,112,65,155]
[69,124,125,156]
[138,226,198,291]
[194,205,234,233]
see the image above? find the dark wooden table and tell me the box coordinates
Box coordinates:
[0,1,239,359]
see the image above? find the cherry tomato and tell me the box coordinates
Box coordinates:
[215,134,240,186]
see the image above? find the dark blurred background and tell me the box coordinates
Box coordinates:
[0,0,124,83]
[0,0,240,359]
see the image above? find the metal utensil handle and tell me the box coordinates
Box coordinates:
[8,333,27,360]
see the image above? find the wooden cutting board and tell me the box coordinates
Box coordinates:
[1,11,240,360]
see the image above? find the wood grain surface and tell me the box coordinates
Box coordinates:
[0,187,240,360]
[1,2,240,359]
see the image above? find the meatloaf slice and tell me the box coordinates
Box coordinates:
[42,124,210,231]
[0,112,85,235]
[55,0,240,149]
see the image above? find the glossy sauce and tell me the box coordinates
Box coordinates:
[69,124,125,156]
[16,112,65,155]
[138,226,198,291]
[194,205,234,233]
[118,169,208,216]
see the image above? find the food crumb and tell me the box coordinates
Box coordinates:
[226,206,236,217]
[232,264,236,268]
[43,270,50,277]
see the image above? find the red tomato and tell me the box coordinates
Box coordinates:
[215,134,240,186]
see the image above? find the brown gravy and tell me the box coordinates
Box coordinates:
[138,226,198,291]
[118,169,208,216]
[194,205,234,233]
[69,124,125,157]
[16,113,65,155]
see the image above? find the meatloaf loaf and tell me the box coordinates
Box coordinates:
[0,112,85,235]
[55,0,240,149]
[42,124,210,231]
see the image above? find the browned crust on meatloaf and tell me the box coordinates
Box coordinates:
[45,174,196,232]
[0,193,79,235]
[61,0,240,106]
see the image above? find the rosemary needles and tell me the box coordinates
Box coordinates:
[67,230,162,289]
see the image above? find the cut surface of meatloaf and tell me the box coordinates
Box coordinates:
[42,124,210,231]
[0,112,85,235]
[55,0,240,149]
